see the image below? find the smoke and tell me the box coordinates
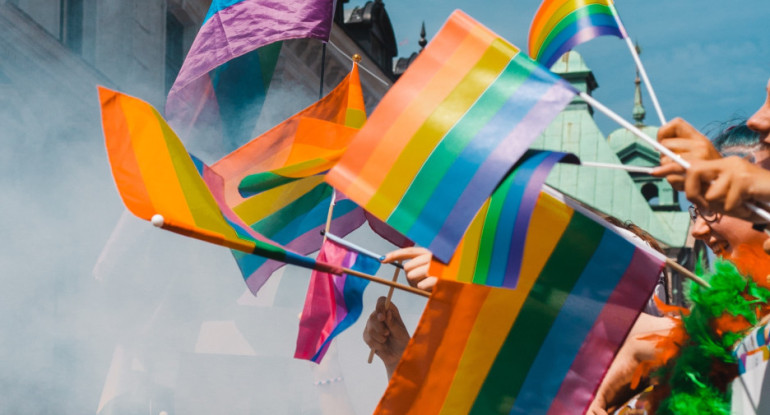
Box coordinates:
[0,5,430,413]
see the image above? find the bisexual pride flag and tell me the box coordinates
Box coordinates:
[295,239,380,363]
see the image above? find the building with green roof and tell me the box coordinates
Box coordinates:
[530,51,700,304]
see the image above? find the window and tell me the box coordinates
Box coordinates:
[61,0,83,54]
[165,12,184,93]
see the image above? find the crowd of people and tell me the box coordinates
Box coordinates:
[362,77,770,413]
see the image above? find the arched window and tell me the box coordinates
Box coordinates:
[641,182,659,205]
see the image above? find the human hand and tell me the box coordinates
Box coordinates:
[588,315,674,414]
[683,156,770,222]
[382,247,436,292]
[652,118,721,190]
[363,297,410,377]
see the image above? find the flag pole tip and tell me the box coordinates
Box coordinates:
[352,54,362,63]
[151,214,165,228]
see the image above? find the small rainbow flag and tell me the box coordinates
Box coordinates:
[430,150,579,288]
[378,191,665,414]
[326,10,577,263]
[166,0,334,151]
[209,64,371,293]
[100,87,342,280]
[295,239,381,363]
[528,0,627,68]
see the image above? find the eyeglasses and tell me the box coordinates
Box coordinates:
[688,205,720,224]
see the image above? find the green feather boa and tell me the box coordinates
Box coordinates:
[655,259,770,415]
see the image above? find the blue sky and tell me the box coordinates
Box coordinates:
[351,0,770,136]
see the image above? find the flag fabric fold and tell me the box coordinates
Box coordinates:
[326,10,577,263]
[528,0,627,68]
[166,0,334,152]
[209,64,374,293]
[99,86,342,280]
[295,239,381,363]
[429,150,579,288]
[379,189,665,415]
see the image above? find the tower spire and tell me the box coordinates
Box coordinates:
[418,21,427,50]
[632,41,646,127]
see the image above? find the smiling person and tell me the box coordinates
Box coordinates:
[686,121,770,257]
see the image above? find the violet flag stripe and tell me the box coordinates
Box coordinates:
[423,79,576,262]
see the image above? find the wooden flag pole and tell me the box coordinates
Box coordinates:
[368,262,402,364]
[665,258,710,289]
[342,266,428,297]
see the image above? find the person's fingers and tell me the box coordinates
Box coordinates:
[724,177,749,216]
[702,174,729,205]
[763,238,770,255]
[417,277,438,292]
[650,163,685,177]
[363,323,388,345]
[658,137,699,153]
[684,164,715,208]
[386,302,403,321]
[383,247,432,263]
[657,117,698,141]
[402,255,430,272]
[375,296,388,312]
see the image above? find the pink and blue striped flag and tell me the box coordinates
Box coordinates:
[295,239,381,363]
[326,10,578,263]
[166,0,335,152]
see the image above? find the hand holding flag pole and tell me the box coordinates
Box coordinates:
[579,91,770,224]
[367,263,401,364]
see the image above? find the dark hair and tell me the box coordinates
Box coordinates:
[710,119,763,157]
[604,216,664,254]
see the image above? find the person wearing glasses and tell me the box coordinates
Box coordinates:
[683,122,769,258]
[589,121,769,415]
[653,79,770,232]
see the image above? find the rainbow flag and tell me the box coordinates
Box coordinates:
[295,239,381,363]
[378,191,665,414]
[209,64,373,293]
[528,0,627,68]
[430,150,579,288]
[99,87,343,280]
[326,10,577,263]
[166,0,334,151]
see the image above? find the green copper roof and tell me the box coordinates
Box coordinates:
[532,52,690,248]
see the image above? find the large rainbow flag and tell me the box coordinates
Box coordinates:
[166,0,334,151]
[295,239,380,363]
[209,64,372,293]
[326,10,577,263]
[99,87,344,280]
[528,0,627,68]
[378,189,665,415]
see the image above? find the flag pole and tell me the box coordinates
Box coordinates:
[610,4,667,125]
[319,43,327,99]
[150,214,429,297]
[579,91,770,223]
[367,263,401,364]
[581,161,654,174]
[665,258,709,289]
